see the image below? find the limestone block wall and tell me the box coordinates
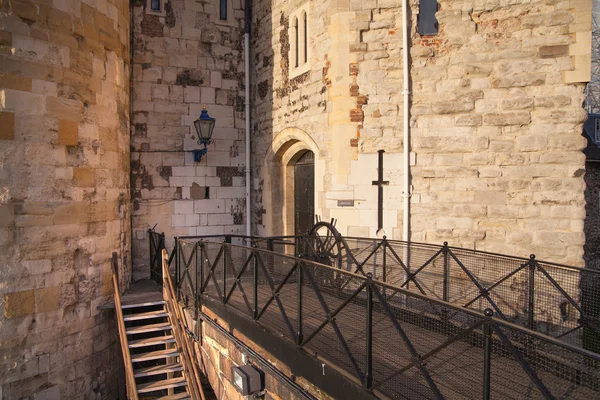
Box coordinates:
[409,0,590,265]
[251,0,592,266]
[130,0,247,280]
[0,0,131,398]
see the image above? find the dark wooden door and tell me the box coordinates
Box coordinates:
[294,151,314,236]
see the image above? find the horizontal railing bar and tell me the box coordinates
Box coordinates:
[177,233,600,276]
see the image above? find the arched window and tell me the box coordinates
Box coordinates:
[302,11,308,64]
[293,17,299,68]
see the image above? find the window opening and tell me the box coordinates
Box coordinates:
[418,0,438,36]
[150,0,161,11]
[595,118,600,143]
[303,12,308,64]
[294,17,299,68]
[220,0,227,20]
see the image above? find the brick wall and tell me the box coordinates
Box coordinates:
[0,0,131,398]
[130,0,247,280]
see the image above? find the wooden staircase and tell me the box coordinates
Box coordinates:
[111,253,206,400]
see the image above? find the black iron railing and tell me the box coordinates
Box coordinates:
[248,231,600,354]
[149,231,600,354]
[171,238,600,400]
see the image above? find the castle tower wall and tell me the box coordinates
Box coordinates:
[251,0,592,266]
[0,1,131,398]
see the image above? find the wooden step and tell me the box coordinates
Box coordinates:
[121,300,165,309]
[123,309,168,322]
[134,362,183,378]
[129,334,176,348]
[157,393,191,400]
[126,322,172,335]
[137,377,187,394]
[131,348,179,363]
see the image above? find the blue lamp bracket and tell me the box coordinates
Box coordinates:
[193,139,212,162]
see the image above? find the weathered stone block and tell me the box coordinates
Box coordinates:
[4,289,35,318]
[47,97,84,122]
[483,112,530,126]
[35,286,60,313]
[0,111,15,140]
[539,45,569,58]
[73,168,96,187]
[491,73,545,88]
[58,119,78,146]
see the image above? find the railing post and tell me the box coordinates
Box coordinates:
[483,308,493,400]
[199,242,204,294]
[297,262,304,345]
[365,273,373,390]
[194,241,199,319]
[528,254,536,330]
[174,237,179,301]
[253,247,259,320]
[442,241,449,303]
[382,236,387,284]
[148,230,153,281]
[267,238,274,252]
[223,241,227,304]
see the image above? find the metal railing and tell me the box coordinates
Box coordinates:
[148,231,600,353]
[248,232,600,354]
[171,238,600,400]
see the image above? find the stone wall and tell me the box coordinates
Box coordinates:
[0,0,131,398]
[131,0,247,280]
[251,0,592,266]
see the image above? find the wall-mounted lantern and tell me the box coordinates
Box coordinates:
[193,106,216,162]
[231,365,264,396]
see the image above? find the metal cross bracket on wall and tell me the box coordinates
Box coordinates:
[372,150,389,233]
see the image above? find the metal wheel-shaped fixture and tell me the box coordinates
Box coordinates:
[309,221,343,269]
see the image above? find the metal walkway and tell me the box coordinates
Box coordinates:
[149,228,600,400]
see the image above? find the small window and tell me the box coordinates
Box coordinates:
[418,0,438,36]
[294,17,299,68]
[302,12,308,64]
[146,0,166,16]
[220,0,227,20]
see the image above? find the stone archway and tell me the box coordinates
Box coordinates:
[262,128,322,236]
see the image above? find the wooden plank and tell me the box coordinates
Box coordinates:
[137,377,187,393]
[131,348,179,363]
[129,334,176,348]
[122,300,165,309]
[157,393,191,400]
[126,322,172,335]
[134,362,184,378]
[123,309,168,321]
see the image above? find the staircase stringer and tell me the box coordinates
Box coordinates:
[111,252,140,400]
[162,249,207,400]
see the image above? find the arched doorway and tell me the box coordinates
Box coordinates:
[261,127,322,237]
[294,150,314,236]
